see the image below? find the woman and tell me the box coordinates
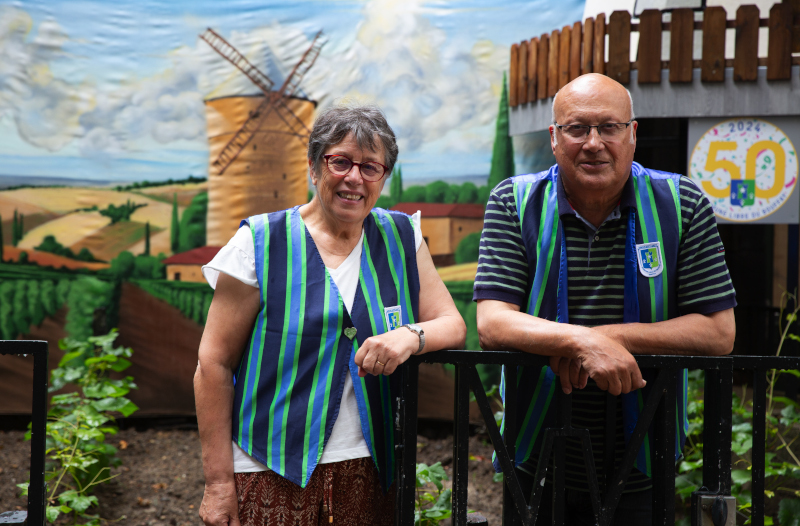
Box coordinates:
[195,104,466,526]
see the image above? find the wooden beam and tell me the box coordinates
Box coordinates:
[701,6,727,82]
[570,20,582,81]
[548,29,560,97]
[518,40,529,104]
[637,9,662,84]
[594,13,606,74]
[558,25,572,89]
[734,5,759,81]
[767,3,792,80]
[537,33,549,100]
[509,43,519,107]
[527,38,538,102]
[607,10,631,84]
[786,0,800,53]
[582,17,595,75]
[669,8,694,83]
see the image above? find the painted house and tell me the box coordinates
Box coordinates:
[163,246,222,282]
[391,203,485,266]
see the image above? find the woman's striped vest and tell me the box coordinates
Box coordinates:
[497,162,689,478]
[233,206,420,491]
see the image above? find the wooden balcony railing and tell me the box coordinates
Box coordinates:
[508,2,800,107]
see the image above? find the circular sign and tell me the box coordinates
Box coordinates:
[689,118,798,222]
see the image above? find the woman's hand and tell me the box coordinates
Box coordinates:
[354,326,419,376]
[199,481,240,526]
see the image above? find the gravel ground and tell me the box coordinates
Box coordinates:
[0,425,501,525]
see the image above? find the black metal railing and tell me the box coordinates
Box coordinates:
[394,351,800,526]
[0,340,49,526]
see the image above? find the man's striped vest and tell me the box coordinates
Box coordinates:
[498,162,689,478]
[233,206,420,491]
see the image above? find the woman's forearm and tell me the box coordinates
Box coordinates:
[194,360,236,485]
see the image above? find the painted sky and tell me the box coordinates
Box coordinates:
[0,0,584,184]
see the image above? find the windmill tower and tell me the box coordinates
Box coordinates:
[200,28,324,245]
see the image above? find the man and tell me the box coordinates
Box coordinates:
[474,73,736,524]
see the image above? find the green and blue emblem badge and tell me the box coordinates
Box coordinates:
[384,305,402,331]
[636,242,663,278]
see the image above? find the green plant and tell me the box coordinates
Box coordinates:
[18,330,138,525]
[415,462,452,525]
[677,292,800,524]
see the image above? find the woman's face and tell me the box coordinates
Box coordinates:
[310,132,387,228]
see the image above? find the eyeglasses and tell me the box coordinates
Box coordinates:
[554,121,633,142]
[323,154,389,182]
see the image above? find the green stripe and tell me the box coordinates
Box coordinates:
[268,211,293,464]
[534,183,558,317]
[359,371,378,468]
[281,220,307,474]
[516,182,533,225]
[668,178,682,242]
[645,177,669,321]
[380,212,415,323]
[361,240,384,334]
[633,177,657,323]
[301,274,333,485]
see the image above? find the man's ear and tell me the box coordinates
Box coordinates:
[549,125,557,153]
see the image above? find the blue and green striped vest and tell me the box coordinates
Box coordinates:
[234,206,419,491]
[499,162,689,478]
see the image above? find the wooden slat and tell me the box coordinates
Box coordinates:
[518,40,529,104]
[570,21,582,81]
[734,5,759,81]
[558,25,572,89]
[788,0,800,53]
[509,43,519,106]
[583,17,595,74]
[767,3,792,80]
[669,8,694,82]
[528,38,538,102]
[548,29,560,97]
[537,33,549,100]
[607,10,631,84]
[594,13,606,74]
[701,6,727,82]
[637,9,662,84]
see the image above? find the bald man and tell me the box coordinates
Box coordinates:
[474,74,736,524]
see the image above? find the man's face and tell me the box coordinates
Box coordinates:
[549,78,637,201]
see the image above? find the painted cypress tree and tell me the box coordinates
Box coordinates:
[12,210,18,247]
[0,213,4,262]
[170,193,179,253]
[390,164,403,203]
[144,222,151,256]
[487,72,515,190]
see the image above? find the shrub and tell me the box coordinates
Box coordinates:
[454,233,481,264]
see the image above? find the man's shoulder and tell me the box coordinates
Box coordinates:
[508,165,559,186]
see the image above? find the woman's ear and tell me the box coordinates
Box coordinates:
[308,158,318,185]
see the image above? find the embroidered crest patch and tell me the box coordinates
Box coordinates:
[384,306,402,331]
[636,242,663,278]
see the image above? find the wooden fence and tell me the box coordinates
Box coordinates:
[508,2,800,107]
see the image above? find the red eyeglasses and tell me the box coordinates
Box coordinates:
[323,154,389,182]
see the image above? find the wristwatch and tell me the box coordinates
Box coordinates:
[402,324,425,355]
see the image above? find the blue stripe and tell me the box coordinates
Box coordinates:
[374,211,410,324]
[514,366,556,464]
[556,224,568,324]
[239,213,268,454]
[623,210,640,323]
[527,182,558,314]
[360,250,384,331]
[272,210,304,467]
[637,180,665,321]
[380,375,393,478]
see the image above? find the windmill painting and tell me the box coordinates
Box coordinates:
[200,29,325,245]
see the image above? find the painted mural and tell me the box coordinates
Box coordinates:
[0,0,584,416]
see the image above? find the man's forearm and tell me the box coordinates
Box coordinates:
[594,308,735,356]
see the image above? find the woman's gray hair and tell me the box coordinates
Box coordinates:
[307,104,399,174]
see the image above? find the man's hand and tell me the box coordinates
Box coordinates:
[549,356,588,394]
[199,481,240,526]
[571,331,646,396]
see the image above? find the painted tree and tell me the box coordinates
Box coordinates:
[170,193,179,253]
[487,72,515,190]
[144,222,151,256]
[12,210,18,246]
[0,213,3,262]
[390,164,403,203]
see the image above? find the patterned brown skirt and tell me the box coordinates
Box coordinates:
[234,457,395,526]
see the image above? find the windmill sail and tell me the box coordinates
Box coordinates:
[207,30,325,175]
[200,28,274,96]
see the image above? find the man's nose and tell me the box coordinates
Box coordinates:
[583,127,604,151]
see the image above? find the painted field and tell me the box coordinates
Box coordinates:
[1,246,109,270]
[18,211,109,249]
[126,228,172,257]
[137,182,208,206]
[0,193,54,216]
[437,261,478,282]
[1,211,62,243]
[70,221,164,262]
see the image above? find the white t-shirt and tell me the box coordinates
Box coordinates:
[202,211,423,472]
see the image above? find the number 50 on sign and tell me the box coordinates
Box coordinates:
[689,119,798,222]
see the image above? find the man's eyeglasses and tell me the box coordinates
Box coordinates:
[323,154,389,182]
[554,121,633,142]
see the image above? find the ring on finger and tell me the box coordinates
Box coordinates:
[376,360,385,366]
